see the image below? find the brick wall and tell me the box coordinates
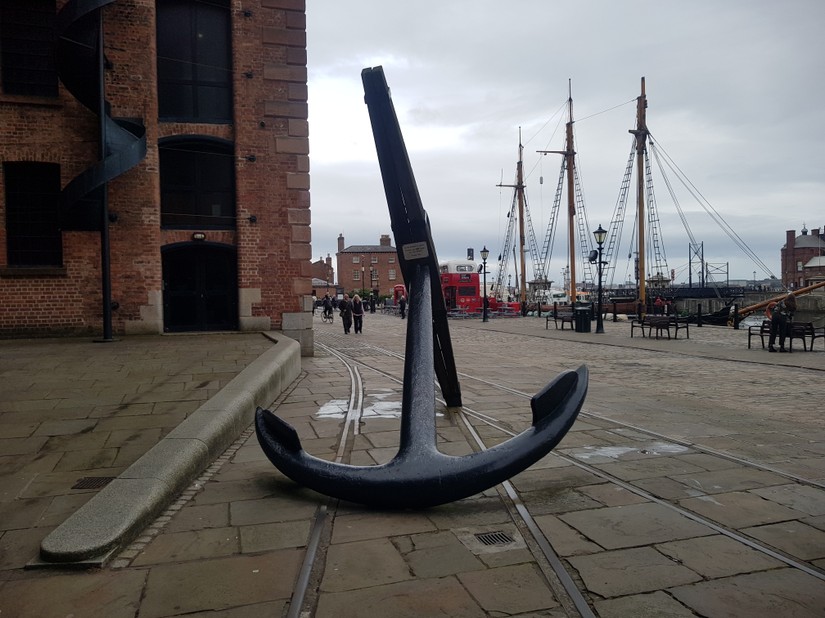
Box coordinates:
[0,0,311,336]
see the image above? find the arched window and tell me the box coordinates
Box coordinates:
[159,138,235,228]
[156,0,232,122]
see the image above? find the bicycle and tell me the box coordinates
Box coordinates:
[321,309,333,324]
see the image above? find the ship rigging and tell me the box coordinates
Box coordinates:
[492,77,783,312]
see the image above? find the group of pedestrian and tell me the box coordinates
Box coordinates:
[319,291,408,334]
[338,293,365,334]
[766,292,797,353]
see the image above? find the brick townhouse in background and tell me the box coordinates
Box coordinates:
[0,0,313,353]
[781,226,825,289]
[336,233,403,298]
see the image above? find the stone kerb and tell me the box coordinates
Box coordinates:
[38,334,301,565]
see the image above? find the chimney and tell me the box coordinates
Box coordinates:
[379,234,391,247]
[786,230,795,250]
[338,233,345,253]
[812,228,820,239]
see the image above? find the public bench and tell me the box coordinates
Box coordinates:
[747,320,771,349]
[546,309,574,330]
[748,320,823,352]
[630,316,648,338]
[790,322,825,351]
[631,315,689,339]
[812,325,825,350]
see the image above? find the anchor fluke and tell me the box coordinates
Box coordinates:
[532,369,580,425]
[262,412,302,452]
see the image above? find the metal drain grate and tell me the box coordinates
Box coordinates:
[474,530,515,546]
[72,476,115,490]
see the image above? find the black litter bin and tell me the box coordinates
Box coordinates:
[574,306,591,333]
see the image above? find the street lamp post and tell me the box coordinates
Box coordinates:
[481,246,489,322]
[593,225,607,334]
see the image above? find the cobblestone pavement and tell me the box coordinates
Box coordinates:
[1,314,824,617]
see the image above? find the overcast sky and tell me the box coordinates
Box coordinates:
[305,0,824,286]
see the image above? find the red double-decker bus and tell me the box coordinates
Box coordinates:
[392,261,480,310]
[394,260,521,314]
[439,259,481,311]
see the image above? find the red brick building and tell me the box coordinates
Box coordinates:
[781,226,825,289]
[0,0,312,351]
[336,233,402,298]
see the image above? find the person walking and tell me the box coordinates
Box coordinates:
[399,295,407,319]
[339,294,353,334]
[352,294,365,334]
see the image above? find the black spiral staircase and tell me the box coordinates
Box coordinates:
[56,0,147,230]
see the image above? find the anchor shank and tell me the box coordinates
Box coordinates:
[399,263,437,455]
[362,66,462,407]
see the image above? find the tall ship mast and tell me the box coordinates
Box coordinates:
[562,88,578,303]
[630,77,649,307]
[516,140,528,303]
[495,131,529,303]
[537,81,592,303]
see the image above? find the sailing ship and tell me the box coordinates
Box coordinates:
[492,77,822,323]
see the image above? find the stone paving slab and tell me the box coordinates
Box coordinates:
[139,550,300,618]
[669,568,825,617]
[677,490,802,528]
[559,502,713,549]
[742,520,825,561]
[654,534,784,578]
[0,568,147,617]
[567,546,702,597]
[315,576,488,618]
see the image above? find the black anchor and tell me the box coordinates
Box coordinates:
[255,67,588,508]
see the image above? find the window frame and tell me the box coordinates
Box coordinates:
[156,0,232,123]
[3,161,63,267]
[0,0,58,97]
[159,137,236,229]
